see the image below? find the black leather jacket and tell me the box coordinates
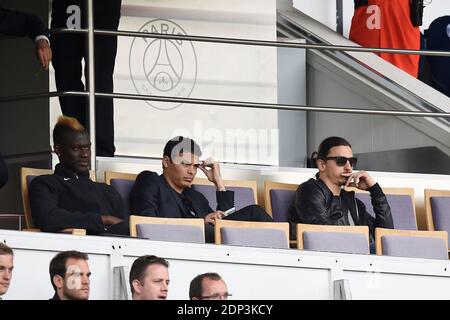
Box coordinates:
[288,178,393,241]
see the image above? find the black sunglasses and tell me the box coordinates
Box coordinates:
[325,156,358,167]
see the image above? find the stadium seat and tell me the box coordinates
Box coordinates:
[215,219,289,249]
[296,224,370,255]
[349,187,417,230]
[425,189,450,245]
[375,228,448,260]
[192,178,258,211]
[264,181,298,221]
[104,171,138,215]
[129,215,205,243]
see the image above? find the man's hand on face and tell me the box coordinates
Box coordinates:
[344,171,376,191]
[101,215,123,226]
[198,158,226,191]
[204,211,225,225]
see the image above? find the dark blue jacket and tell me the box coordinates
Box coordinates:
[0,6,49,40]
[130,171,234,218]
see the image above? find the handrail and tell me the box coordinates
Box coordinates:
[2,91,449,118]
[87,0,96,169]
[51,27,450,57]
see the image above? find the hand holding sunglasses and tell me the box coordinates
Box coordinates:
[344,171,376,191]
[198,157,226,191]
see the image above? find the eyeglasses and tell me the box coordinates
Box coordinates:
[325,156,357,167]
[199,293,232,300]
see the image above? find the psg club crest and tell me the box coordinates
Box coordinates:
[129,19,198,110]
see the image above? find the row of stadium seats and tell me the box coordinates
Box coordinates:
[20,168,450,260]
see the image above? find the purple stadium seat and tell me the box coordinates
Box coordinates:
[270,189,296,222]
[221,227,289,249]
[137,223,205,243]
[381,235,448,260]
[355,193,416,230]
[303,231,370,255]
[430,196,450,243]
[110,178,134,215]
[192,184,255,211]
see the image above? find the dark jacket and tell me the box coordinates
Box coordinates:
[130,171,234,218]
[0,6,49,40]
[0,153,7,189]
[288,178,393,241]
[29,163,126,234]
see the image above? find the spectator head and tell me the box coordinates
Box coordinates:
[315,136,357,186]
[53,116,91,173]
[0,243,14,296]
[189,272,230,300]
[162,136,202,192]
[49,250,90,300]
[129,255,170,300]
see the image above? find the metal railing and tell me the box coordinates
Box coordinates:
[1,1,450,170]
[2,91,449,119]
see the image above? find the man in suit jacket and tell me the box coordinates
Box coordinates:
[130,136,272,243]
[0,6,52,69]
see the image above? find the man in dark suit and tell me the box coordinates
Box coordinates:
[0,5,52,70]
[51,0,122,157]
[130,136,272,243]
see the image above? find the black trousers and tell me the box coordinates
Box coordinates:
[100,220,130,237]
[51,0,122,157]
[205,204,273,243]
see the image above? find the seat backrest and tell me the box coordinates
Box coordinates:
[129,215,205,243]
[264,181,298,221]
[21,167,53,229]
[351,187,417,230]
[375,228,448,260]
[21,167,95,230]
[105,171,138,215]
[192,178,257,211]
[297,224,370,255]
[424,189,450,243]
[215,220,289,249]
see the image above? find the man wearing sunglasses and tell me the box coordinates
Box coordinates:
[288,136,393,246]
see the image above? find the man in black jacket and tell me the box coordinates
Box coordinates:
[29,116,128,235]
[0,5,52,70]
[130,136,272,243]
[288,136,393,244]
